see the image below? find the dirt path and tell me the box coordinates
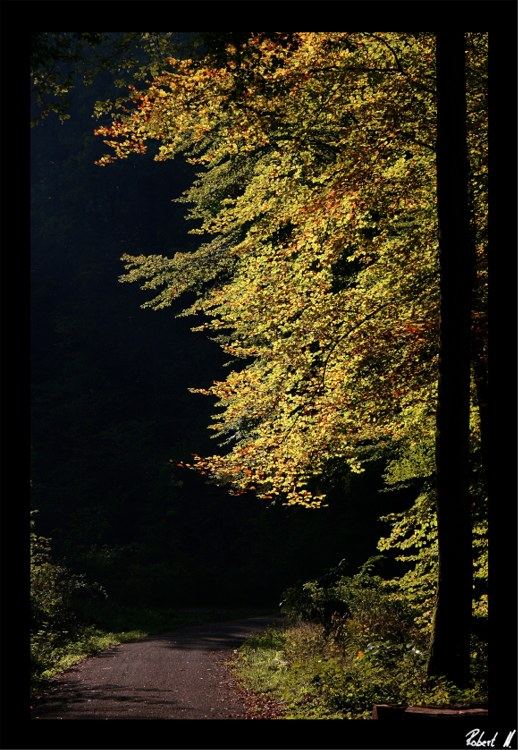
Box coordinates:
[32,616,280,720]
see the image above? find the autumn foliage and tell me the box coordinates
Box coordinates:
[96,33,486,519]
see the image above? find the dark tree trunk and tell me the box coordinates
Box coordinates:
[472,318,488,477]
[427,33,474,687]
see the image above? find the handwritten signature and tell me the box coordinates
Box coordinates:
[466,729,516,748]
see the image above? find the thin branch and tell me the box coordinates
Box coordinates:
[318,300,395,393]
[364,32,436,96]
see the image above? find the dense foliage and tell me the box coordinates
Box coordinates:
[96,31,486,510]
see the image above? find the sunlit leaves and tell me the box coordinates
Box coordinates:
[97,32,487,513]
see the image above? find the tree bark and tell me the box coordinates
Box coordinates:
[427,32,474,687]
[472,316,488,477]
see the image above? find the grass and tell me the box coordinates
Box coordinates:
[233,623,488,720]
[233,624,345,718]
[31,625,146,687]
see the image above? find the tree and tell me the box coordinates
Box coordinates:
[31,32,186,125]
[427,32,475,687]
[97,32,441,504]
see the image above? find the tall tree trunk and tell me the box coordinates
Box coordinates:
[427,32,474,687]
[472,314,488,477]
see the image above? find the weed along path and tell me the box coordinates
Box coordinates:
[32,616,280,720]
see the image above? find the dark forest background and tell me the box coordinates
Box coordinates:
[31,66,400,611]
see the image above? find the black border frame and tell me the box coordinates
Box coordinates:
[1,3,516,748]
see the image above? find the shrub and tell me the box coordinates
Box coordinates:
[31,530,106,634]
[281,558,419,649]
[30,521,108,683]
[240,559,487,718]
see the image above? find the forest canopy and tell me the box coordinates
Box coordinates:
[96,32,487,509]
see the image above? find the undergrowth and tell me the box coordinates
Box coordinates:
[233,563,487,719]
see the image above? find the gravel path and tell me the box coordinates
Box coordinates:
[32,616,280,720]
